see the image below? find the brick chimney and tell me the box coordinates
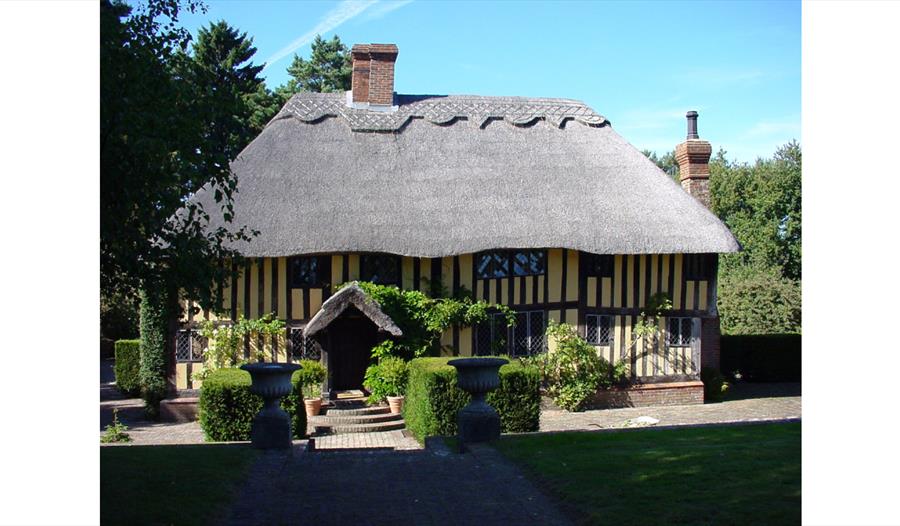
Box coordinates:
[675,111,713,208]
[349,43,398,109]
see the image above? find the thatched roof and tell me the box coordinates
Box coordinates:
[190,92,739,257]
[304,283,402,337]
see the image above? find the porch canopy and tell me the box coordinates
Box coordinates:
[303,282,403,338]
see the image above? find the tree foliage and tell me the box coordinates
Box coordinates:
[279,34,352,96]
[642,149,680,181]
[717,263,801,335]
[101,0,256,309]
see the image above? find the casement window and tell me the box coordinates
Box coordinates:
[175,329,206,362]
[667,317,693,347]
[360,254,401,285]
[476,250,546,279]
[289,256,328,288]
[587,254,615,278]
[684,254,715,280]
[289,327,322,361]
[475,310,546,357]
[585,314,612,346]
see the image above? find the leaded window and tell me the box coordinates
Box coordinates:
[667,317,693,347]
[176,329,206,362]
[684,254,715,280]
[289,327,322,361]
[585,314,612,345]
[360,254,401,285]
[476,250,546,279]
[588,254,615,278]
[290,256,319,288]
[475,310,546,356]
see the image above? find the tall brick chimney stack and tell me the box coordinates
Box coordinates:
[349,43,398,109]
[675,111,713,208]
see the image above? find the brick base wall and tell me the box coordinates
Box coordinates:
[587,381,704,409]
[160,397,199,423]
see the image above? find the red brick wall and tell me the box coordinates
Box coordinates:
[588,381,704,409]
[701,317,722,371]
[351,45,370,103]
[368,44,398,106]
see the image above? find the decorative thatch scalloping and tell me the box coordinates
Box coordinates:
[304,283,402,337]
[187,92,739,258]
[275,93,607,132]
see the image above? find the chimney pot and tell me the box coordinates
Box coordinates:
[686,110,699,140]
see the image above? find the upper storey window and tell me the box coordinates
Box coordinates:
[587,254,615,278]
[290,256,320,288]
[360,254,401,285]
[476,250,546,279]
[684,254,715,280]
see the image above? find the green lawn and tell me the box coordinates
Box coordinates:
[101,444,258,526]
[493,422,800,526]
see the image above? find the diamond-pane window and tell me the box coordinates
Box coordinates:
[176,329,206,362]
[290,327,322,361]
[511,311,546,356]
[667,317,693,347]
[585,315,612,345]
[512,251,545,277]
[360,255,400,285]
[475,314,509,355]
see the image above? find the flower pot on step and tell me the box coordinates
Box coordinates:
[387,395,404,414]
[304,398,323,417]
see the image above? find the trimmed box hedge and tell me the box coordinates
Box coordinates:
[403,357,541,442]
[114,339,141,396]
[721,334,801,382]
[199,364,314,442]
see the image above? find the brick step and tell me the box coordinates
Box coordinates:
[314,420,407,434]
[323,405,391,417]
[310,412,403,426]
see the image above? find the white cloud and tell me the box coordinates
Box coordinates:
[361,0,413,21]
[262,0,378,70]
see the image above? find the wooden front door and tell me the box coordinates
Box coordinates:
[327,311,381,391]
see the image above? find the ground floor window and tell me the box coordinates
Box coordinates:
[475,310,546,357]
[175,329,206,362]
[289,327,322,361]
[667,317,693,347]
[585,314,612,345]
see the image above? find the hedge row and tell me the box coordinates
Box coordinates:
[720,334,801,382]
[114,339,141,396]
[403,357,541,442]
[198,362,318,441]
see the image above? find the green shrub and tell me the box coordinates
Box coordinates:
[363,356,408,404]
[100,408,132,443]
[529,322,627,411]
[701,367,729,402]
[114,339,141,396]
[720,334,801,382]
[139,287,170,418]
[294,359,326,399]
[403,357,540,442]
[199,368,308,441]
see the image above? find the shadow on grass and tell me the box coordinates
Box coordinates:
[101,443,258,526]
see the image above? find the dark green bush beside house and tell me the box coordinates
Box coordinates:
[114,339,141,396]
[403,357,540,442]
[720,334,801,382]
[199,368,308,442]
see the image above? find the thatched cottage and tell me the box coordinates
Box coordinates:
[175,43,738,405]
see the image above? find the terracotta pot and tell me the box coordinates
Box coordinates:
[387,395,404,414]
[304,398,322,417]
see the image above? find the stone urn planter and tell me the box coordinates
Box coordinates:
[448,357,508,448]
[304,397,323,417]
[386,395,404,414]
[240,362,302,449]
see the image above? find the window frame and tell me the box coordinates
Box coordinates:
[476,250,547,279]
[667,317,693,347]
[684,253,715,281]
[587,254,615,278]
[475,310,546,357]
[360,254,402,286]
[175,329,206,363]
[585,314,613,346]
[289,256,324,289]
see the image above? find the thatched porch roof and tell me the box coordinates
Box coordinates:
[303,283,402,338]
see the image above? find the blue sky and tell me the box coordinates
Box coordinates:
[179,0,800,162]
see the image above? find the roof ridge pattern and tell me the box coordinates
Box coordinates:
[275,92,607,132]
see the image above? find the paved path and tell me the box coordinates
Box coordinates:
[540,382,801,432]
[312,429,421,451]
[225,445,572,526]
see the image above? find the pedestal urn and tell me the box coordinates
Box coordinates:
[240,362,302,449]
[448,357,508,448]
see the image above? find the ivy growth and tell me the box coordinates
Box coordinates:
[193,313,285,382]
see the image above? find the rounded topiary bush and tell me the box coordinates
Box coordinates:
[199,367,310,442]
[113,339,141,396]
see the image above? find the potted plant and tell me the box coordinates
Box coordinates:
[297,359,327,417]
[378,357,408,414]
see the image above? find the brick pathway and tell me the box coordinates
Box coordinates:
[540,382,801,432]
[312,430,421,450]
[224,445,572,526]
